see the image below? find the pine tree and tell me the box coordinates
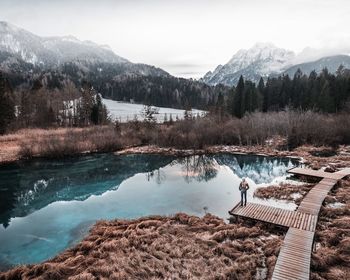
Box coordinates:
[91,94,108,125]
[257,77,265,111]
[0,72,15,134]
[79,82,95,126]
[215,92,225,117]
[233,75,245,118]
[142,105,158,123]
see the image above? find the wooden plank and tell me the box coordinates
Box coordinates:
[275,260,310,271]
[302,213,309,230]
[264,205,275,223]
[275,208,286,225]
[273,265,309,276]
[242,204,254,217]
[231,166,345,280]
[270,207,280,224]
[273,266,309,277]
[284,210,293,227]
[296,212,303,229]
[272,267,309,280]
[259,208,269,222]
[280,209,290,226]
[277,255,311,267]
[260,204,272,222]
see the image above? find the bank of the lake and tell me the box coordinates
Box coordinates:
[0,153,297,271]
[0,140,349,279]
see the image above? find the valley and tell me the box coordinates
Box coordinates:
[0,2,350,278]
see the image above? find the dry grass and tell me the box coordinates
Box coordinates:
[0,110,350,163]
[0,214,284,280]
[17,126,140,159]
[254,183,313,205]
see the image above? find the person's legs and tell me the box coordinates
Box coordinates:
[240,191,244,206]
[244,191,247,206]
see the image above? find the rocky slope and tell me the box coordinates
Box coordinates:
[202,43,350,86]
[0,21,127,67]
[202,43,295,86]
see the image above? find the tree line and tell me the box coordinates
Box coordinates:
[227,66,350,118]
[1,65,350,135]
[0,72,108,134]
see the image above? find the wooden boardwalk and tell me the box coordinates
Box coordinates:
[231,202,317,231]
[272,228,315,280]
[287,167,349,180]
[229,167,350,280]
[297,178,338,215]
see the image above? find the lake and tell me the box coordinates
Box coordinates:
[102,98,206,122]
[0,153,297,270]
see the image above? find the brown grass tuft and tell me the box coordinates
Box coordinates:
[254,182,313,205]
[0,214,283,280]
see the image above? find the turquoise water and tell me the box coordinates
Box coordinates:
[0,153,296,270]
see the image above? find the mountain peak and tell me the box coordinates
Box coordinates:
[228,43,295,65]
[252,42,277,49]
[0,21,22,33]
[202,43,295,86]
[0,21,128,66]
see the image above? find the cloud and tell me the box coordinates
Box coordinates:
[1,0,349,78]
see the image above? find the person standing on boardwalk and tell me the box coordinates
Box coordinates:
[229,178,250,214]
[239,178,249,206]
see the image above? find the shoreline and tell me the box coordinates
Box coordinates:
[1,134,349,278]
[2,141,350,167]
[1,176,349,279]
[1,127,349,169]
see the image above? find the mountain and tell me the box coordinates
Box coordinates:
[282,55,350,77]
[202,43,295,86]
[0,21,169,81]
[0,22,226,110]
[0,21,128,67]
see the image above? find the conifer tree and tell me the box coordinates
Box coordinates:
[91,94,108,125]
[233,75,245,118]
[79,82,95,126]
[0,72,15,134]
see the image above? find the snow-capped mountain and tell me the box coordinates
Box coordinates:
[202,43,295,86]
[282,55,350,77]
[0,21,128,67]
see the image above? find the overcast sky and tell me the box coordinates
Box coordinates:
[1,0,350,78]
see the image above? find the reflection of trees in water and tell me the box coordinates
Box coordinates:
[146,169,166,184]
[176,155,219,183]
[0,163,21,228]
[0,154,174,228]
[214,154,297,184]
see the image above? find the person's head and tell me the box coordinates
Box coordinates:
[242,178,246,182]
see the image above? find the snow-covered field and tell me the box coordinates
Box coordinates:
[102,98,207,123]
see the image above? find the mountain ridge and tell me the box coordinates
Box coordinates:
[202,42,350,86]
[201,43,295,86]
[282,54,350,77]
[0,21,128,66]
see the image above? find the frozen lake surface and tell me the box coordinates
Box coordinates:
[102,98,206,122]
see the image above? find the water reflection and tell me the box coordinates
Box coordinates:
[0,153,297,269]
[0,154,175,228]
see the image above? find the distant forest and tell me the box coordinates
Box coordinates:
[0,65,350,134]
[228,66,350,118]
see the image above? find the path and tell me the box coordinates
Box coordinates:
[229,167,350,280]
